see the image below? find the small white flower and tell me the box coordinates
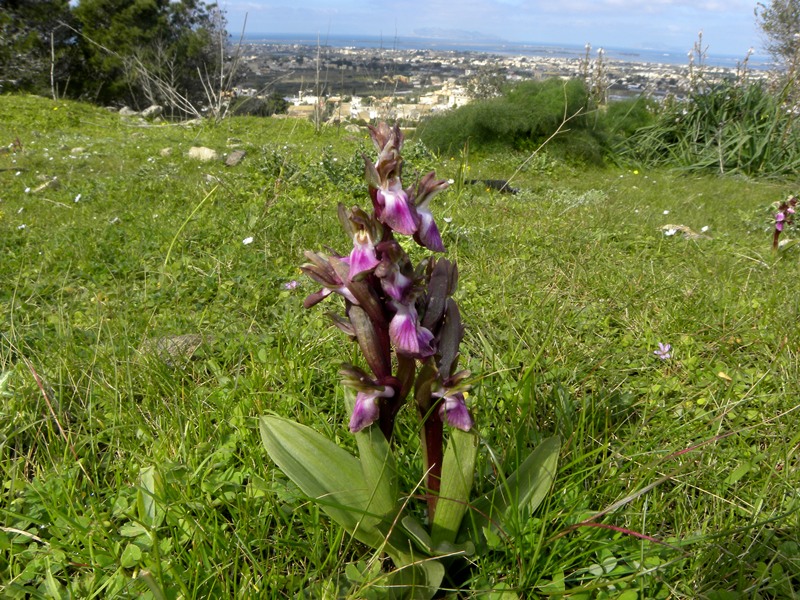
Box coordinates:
[242,236,254,245]
[701,225,709,232]
[663,210,670,215]
[447,178,455,184]
[74,193,82,203]
[443,217,453,223]
[664,228,677,236]
[17,224,26,230]
[15,171,21,176]
[24,187,30,193]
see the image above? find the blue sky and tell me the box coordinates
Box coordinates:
[221,0,764,57]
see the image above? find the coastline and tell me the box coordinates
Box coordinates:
[237,32,772,70]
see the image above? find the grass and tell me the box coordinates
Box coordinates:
[1,93,799,599]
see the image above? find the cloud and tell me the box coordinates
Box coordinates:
[222,0,760,55]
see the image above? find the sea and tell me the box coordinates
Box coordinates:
[241,32,772,70]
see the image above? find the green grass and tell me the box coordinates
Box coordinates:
[1,94,799,599]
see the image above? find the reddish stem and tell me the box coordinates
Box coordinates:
[423,411,444,520]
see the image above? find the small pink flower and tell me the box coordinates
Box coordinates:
[654,343,672,360]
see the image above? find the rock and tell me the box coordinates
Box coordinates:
[187,146,218,162]
[225,150,246,167]
[119,106,138,116]
[141,105,163,119]
[160,147,172,157]
[345,124,361,134]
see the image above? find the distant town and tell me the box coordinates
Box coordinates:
[230,38,769,123]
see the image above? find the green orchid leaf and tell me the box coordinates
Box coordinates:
[401,515,433,553]
[466,435,560,539]
[260,415,418,565]
[347,392,399,518]
[401,515,474,559]
[384,559,445,600]
[260,415,388,549]
[431,429,479,546]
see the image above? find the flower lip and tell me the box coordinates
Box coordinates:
[349,386,395,433]
[376,186,419,236]
[433,390,473,431]
[348,229,380,280]
[389,301,436,358]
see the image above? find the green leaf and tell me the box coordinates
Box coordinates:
[431,429,478,546]
[384,559,445,600]
[347,392,399,518]
[260,415,413,561]
[120,543,142,569]
[479,581,519,600]
[467,436,560,539]
[137,466,165,529]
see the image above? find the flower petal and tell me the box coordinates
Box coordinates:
[377,187,418,235]
[389,302,436,358]
[349,391,382,432]
[415,209,445,252]
[349,386,394,433]
[348,230,380,280]
[438,392,473,431]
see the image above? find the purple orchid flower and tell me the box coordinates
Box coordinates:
[389,300,436,358]
[776,211,786,232]
[376,184,419,236]
[348,228,381,280]
[433,390,473,431]
[412,173,448,252]
[350,386,395,433]
[301,252,359,308]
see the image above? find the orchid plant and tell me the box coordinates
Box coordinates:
[260,123,560,598]
[772,195,797,250]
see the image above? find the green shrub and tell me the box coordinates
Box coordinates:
[599,96,658,139]
[621,81,800,175]
[229,92,289,117]
[417,78,606,163]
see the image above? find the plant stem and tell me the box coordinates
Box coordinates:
[422,411,444,520]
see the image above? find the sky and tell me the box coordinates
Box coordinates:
[220,0,765,58]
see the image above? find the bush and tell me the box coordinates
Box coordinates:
[621,81,800,175]
[229,92,289,117]
[416,78,608,164]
